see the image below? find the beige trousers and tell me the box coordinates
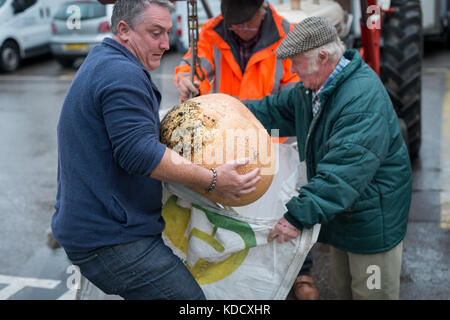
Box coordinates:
[329,241,403,300]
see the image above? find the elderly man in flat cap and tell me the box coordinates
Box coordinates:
[245,16,412,300]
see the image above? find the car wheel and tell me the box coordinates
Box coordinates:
[56,57,75,68]
[0,40,20,72]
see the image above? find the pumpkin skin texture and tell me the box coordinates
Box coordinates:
[160,93,276,206]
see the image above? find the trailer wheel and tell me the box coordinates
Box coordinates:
[381,0,422,160]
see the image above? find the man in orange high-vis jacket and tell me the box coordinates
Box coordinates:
[174,0,299,103]
[174,0,317,300]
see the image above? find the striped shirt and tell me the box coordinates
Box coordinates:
[312,56,350,116]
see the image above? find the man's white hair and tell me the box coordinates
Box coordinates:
[302,39,346,74]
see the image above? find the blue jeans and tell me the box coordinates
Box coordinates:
[66,235,206,300]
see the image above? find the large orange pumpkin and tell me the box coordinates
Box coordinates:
[160,93,276,206]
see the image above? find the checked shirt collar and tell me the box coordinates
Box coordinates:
[311,55,350,117]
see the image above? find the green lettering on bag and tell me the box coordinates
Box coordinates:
[192,203,257,248]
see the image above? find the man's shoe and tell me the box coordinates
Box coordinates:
[294,275,319,300]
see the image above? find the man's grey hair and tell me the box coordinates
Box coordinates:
[111,0,174,35]
[303,39,346,74]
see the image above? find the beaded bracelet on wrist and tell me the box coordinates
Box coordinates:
[206,168,217,193]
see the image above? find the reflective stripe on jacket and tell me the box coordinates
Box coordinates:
[174,5,299,101]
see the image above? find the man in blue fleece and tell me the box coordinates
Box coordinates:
[51,0,260,300]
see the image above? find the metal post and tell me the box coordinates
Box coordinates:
[186,0,205,98]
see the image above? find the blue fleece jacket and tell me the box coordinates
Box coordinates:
[51,38,167,254]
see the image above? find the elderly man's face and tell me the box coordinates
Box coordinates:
[290,51,332,91]
[117,4,172,71]
[229,7,266,41]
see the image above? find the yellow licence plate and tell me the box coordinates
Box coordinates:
[65,43,87,51]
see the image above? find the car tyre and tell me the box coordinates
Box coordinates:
[0,40,20,72]
[56,57,76,68]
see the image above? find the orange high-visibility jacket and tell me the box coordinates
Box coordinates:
[174,4,300,101]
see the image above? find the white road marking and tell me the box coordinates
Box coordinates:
[0,274,61,300]
[57,289,77,300]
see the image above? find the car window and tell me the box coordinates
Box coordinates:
[23,0,37,8]
[53,1,106,21]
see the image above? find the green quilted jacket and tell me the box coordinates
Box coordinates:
[245,50,412,254]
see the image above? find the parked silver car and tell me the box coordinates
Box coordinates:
[50,1,113,67]
[50,0,181,68]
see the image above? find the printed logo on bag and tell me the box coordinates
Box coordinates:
[162,196,257,285]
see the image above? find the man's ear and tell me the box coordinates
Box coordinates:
[116,20,132,42]
[318,50,329,65]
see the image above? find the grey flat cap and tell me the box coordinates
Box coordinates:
[276,16,338,60]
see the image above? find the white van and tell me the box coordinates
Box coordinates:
[0,0,60,72]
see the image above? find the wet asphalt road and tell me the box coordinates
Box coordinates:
[0,42,449,300]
